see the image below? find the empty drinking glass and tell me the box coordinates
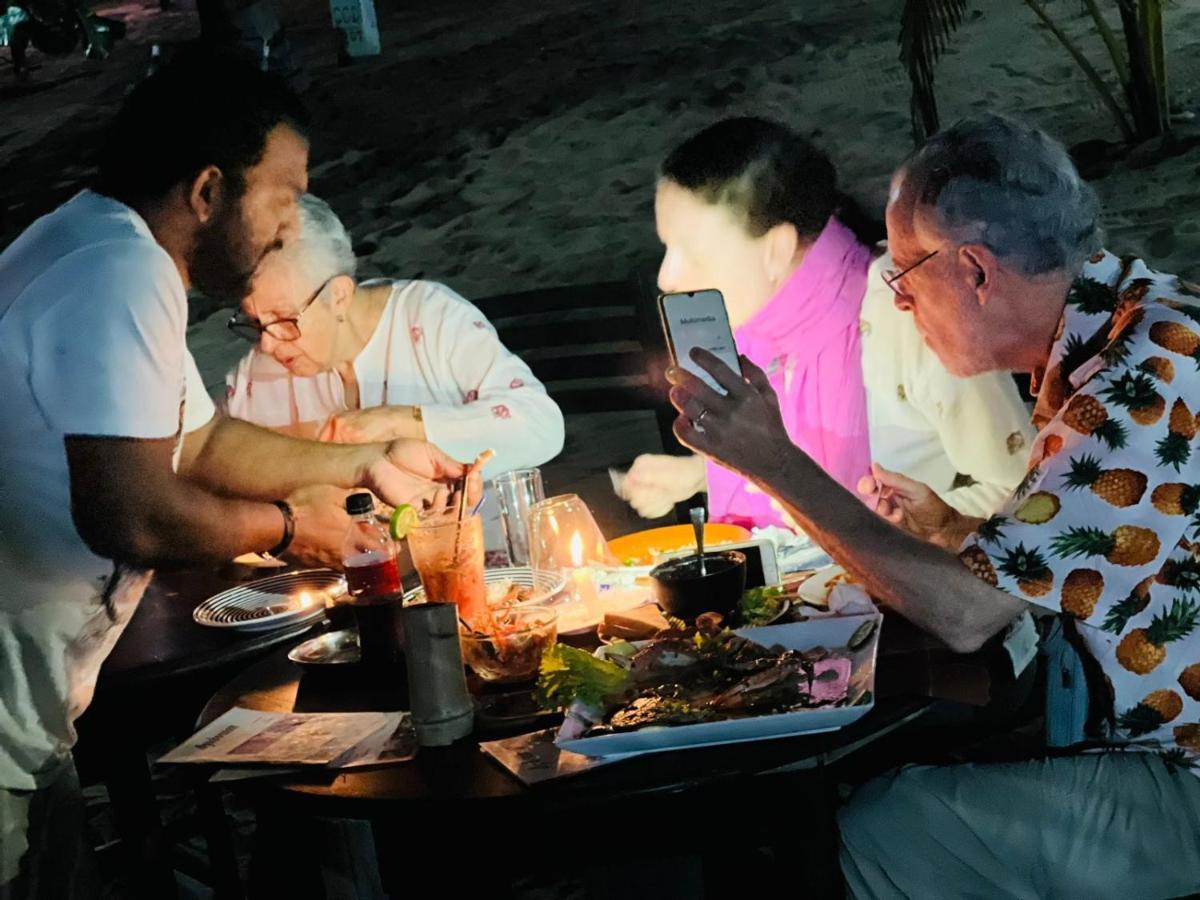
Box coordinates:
[492,468,545,566]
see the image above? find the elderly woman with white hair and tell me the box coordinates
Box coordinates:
[224,194,565,480]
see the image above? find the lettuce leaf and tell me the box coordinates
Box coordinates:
[739,585,785,625]
[535,643,632,710]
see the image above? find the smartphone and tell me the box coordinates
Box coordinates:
[658,289,742,395]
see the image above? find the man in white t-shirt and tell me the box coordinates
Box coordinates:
[0,51,464,897]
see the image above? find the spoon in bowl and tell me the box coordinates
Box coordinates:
[690,506,707,576]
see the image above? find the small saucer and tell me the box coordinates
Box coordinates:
[288,630,361,666]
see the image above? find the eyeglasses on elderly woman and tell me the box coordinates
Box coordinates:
[226,276,333,343]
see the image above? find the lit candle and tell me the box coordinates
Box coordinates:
[569,531,602,618]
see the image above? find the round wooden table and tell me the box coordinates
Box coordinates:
[192,613,977,896]
[99,565,321,687]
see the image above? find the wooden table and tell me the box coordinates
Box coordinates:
[100,565,319,686]
[193,612,991,897]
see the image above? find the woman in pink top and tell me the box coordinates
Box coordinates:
[617,117,1032,529]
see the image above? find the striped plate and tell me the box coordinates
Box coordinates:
[403,566,566,607]
[193,570,346,632]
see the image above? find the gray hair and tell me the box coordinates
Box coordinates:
[898,113,1101,275]
[286,193,358,289]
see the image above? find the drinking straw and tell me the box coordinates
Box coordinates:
[452,450,495,630]
[452,472,469,558]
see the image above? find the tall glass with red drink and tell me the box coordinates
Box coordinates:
[408,511,487,627]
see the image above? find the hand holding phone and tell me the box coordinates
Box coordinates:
[658,289,742,395]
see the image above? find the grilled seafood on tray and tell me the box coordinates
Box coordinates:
[536,612,855,737]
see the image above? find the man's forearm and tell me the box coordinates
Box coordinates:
[756,449,1026,652]
[182,416,375,500]
[137,482,285,566]
[73,466,286,568]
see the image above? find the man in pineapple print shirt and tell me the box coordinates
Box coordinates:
[664,113,1200,897]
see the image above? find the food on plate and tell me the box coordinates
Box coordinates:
[738,586,787,626]
[535,643,636,709]
[608,524,751,567]
[536,614,853,735]
[598,604,670,641]
[487,580,535,607]
[460,604,557,682]
[795,565,857,609]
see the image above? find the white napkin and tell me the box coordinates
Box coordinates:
[752,525,832,573]
[795,565,876,618]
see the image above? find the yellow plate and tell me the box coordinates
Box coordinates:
[608,523,752,567]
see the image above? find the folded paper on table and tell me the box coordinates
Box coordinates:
[160,707,411,768]
[479,728,628,785]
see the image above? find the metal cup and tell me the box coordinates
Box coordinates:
[492,468,545,566]
[400,602,474,746]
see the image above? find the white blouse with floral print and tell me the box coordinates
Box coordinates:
[224,279,565,480]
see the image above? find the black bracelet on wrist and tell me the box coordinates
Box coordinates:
[264,500,295,559]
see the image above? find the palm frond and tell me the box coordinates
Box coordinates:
[899,0,968,145]
[1083,0,1130,85]
[1024,0,1134,141]
[1116,0,1168,138]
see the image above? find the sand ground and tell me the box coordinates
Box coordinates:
[5,0,1200,540]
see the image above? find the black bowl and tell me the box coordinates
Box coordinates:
[650,551,747,621]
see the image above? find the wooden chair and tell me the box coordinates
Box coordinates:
[471,274,703,524]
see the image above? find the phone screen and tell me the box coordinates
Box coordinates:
[659,290,742,394]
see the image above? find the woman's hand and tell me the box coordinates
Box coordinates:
[616,453,707,519]
[319,405,426,444]
[666,350,797,485]
[857,463,981,550]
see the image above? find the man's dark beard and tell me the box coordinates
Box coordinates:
[189,203,262,303]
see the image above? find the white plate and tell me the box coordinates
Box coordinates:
[545,585,655,636]
[556,614,881,758]
[193,570,344,632]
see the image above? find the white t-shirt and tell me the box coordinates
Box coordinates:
[0,190,215,790]
[224,279,565,480]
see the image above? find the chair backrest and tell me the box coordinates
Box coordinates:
[472,275,703,523]
[471,275,670,418]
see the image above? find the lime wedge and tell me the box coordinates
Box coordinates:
[389,504,419,541]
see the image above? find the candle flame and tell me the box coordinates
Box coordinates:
[569,530,584,567]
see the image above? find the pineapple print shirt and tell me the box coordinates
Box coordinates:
[959,251,1200,769]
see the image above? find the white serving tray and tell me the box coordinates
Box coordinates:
[555,614,881,758]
